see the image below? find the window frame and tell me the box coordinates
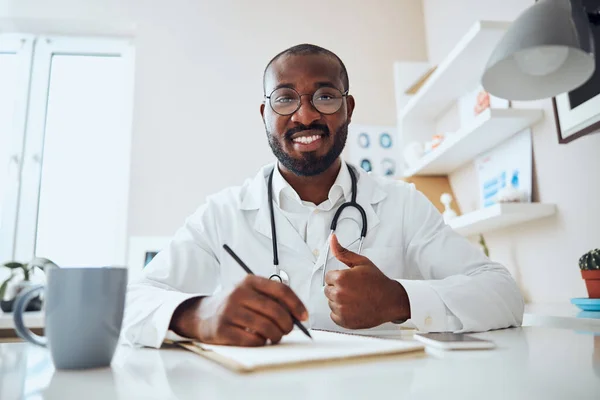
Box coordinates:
[0,33,35,262]
[2,34,135,265]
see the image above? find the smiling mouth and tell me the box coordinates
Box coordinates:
[292,134,323,144]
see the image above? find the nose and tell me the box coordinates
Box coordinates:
[290,95,321,126]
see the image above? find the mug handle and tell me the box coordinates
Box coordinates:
[13,285,47,347]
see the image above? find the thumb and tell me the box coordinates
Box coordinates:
[330,234,365,268]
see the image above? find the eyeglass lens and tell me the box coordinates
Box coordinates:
[269,87,344,115]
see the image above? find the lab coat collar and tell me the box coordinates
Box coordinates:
[240,161,387,211]
[271,161,353,209]
[239,161,388,261]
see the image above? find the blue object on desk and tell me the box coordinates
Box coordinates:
[571,298,600,312]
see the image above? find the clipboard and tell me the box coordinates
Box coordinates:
[176,329,425,373]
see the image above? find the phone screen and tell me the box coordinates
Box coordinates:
[416,333,487,342]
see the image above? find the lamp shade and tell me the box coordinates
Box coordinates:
[482,0,595,101]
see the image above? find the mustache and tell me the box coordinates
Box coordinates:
[284,123,330,140]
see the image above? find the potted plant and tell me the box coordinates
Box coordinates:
[579,248,600,298]
[0,257,58,312]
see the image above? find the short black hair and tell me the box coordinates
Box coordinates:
[263,44,349,94]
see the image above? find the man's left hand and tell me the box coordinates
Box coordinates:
[324,234,411,329]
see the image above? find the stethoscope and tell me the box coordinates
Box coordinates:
[267,164,368,287]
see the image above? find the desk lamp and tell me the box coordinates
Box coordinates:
[482,0,599,101]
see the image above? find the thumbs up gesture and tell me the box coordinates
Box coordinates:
[324,234,411,329]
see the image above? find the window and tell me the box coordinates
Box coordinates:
[0,34,33,262]
[0,34,134,267]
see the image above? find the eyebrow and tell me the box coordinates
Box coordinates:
[269,81,342,93]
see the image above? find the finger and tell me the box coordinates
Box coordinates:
[327,300,341,315]
[330,311,345,328]
[241,291,294,334]
[246,276,308,321]
[224,323,267,347]
[230,307,284,344]
[324,270,344,286]
[330,234,367,268]
[324,284,340,302]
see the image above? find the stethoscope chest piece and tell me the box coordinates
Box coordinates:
[269,269,290,286]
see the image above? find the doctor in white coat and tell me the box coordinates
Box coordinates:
[123,44,524,348]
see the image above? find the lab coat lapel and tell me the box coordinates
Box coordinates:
[240,164,316,263]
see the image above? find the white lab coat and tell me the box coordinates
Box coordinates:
[123,163,524,348]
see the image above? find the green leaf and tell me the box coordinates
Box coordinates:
[29,257,59,272]
[29,257,53,267]
[2,262,25,270]
[0,274,16,300]
[22,264,30,281]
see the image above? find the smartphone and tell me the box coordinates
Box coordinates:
[414,332,496,350]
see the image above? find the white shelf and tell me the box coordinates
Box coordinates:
[449,203,557,237]
[399,20,510,122]
[403,108,544,177]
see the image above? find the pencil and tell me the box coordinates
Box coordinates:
[223,244,313,340]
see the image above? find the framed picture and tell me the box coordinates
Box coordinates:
[346,124,400,177]
[553,0,600,144]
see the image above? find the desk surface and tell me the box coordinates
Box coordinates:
[523,303,600,332]
[1,327,599,400]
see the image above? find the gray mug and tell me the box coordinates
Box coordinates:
[13,267,127,370]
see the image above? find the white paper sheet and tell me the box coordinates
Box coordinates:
[194,329,423,370]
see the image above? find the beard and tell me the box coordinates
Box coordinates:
[266,121,348,177]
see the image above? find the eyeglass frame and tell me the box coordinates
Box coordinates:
[264,86,350,116]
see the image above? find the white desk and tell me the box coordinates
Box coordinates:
[0,327,598,400]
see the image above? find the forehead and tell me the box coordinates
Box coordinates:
[265,54,344,92]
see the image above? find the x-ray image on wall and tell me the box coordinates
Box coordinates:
[358,132,370,148]
[345,124,399,178]
[360,158,373,172]
[379,132,393,149]
[381,158,396,176]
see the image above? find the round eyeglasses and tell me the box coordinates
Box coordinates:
[265,87,349,116]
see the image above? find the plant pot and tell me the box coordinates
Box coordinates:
[0,295,43,312]
[582,270,600,299]
[1,280,43,312]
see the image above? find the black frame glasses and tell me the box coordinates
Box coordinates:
[265,86,349,116]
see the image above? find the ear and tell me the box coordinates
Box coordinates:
[346,95,355,123]
[260,102,266,124]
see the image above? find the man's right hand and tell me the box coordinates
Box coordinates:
[169,275,308,347]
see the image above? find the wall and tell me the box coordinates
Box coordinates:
[423,0,600,303]
[0,0,428,237]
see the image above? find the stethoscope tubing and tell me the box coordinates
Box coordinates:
[267,164,367,286]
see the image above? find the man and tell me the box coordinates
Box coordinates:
[123,44,524,348]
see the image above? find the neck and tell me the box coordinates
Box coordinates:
[279,159,342,205]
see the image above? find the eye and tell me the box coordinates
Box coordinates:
[275,96,294,104]
[314,89,340,102]
[316,94,334,101]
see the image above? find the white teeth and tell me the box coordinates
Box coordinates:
[293,135,321,144]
